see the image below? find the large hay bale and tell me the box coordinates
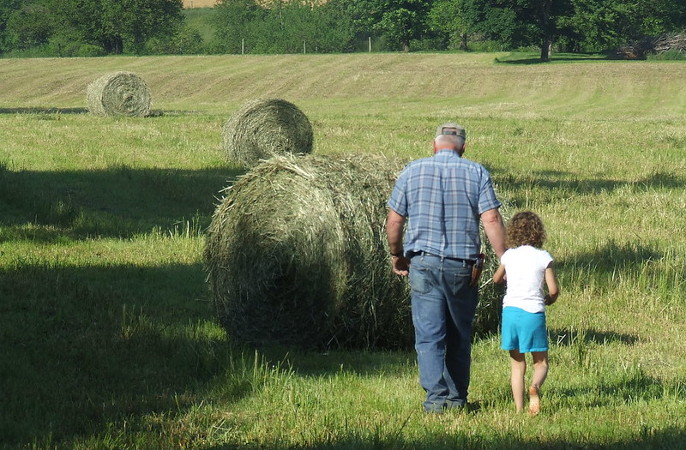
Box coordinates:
[472,204,511,339]
[205,154,509,350]
[86,71,152,117]
[221,98,313,167]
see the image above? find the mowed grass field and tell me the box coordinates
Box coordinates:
[0,53,685,449]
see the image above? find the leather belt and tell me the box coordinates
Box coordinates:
[408,251,476,265]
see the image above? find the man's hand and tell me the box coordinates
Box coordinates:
[391,255,410,276]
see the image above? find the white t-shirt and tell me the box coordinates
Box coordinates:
[501,245,553,313]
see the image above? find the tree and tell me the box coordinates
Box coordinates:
[381,0,434,51]
[3,0,53,50]
[463,0,572,60]
[339,0,433,52]
[213,0,264,53]
[566,0,686,53]
[0,0,30,52]
[428,0,475,50]
[313,0,356,52]
[213,0,356,54]
[47,0,183,54]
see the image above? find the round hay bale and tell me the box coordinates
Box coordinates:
[472,202,512,339]
[205,153,510,350]
[86,71,152,117]
[221,98,313,167]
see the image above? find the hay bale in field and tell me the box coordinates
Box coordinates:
[221,98,313,167]
[472,204,511,338]
[86,71,152,117]
[204,153,509,350]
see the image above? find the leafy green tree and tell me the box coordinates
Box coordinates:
[461,0,518,48]
[46,0,183,54]
[463,0,572,60]
[146,24,205,55]
[0,0,30,52]
[263,0,318,53]
[380,0,434,51]
[428,0,477,50]
[2,0,53,51]
[339,0,433,51]
[213,0,265,53]
[213,0,355,54]
[566,0,686,53]
[0,0,22,36]
[313,0,356,52]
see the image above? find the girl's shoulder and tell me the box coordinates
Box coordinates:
[503,246,553,263]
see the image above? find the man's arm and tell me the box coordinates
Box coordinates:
[481,208,506,259]
[386,209,409,276]
[493,264,506,284]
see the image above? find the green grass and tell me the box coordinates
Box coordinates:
[1,53,685,449]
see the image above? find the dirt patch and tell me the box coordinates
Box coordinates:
[183,0,216,8]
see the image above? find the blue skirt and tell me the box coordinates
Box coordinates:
[501,306,548,353]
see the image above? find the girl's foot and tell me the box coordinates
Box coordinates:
[528,385,540,416]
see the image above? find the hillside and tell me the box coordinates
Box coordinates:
[1,53,686,121]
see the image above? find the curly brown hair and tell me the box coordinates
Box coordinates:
[506,211,546,249]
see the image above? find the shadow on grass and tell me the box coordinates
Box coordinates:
[0,260,254,446]
[493,169,677,283]
[557,238,662,273]
[494,52,610,65]
[554,368,684,409]
[550,328,639,346]
[0,165,244,241]
[0,106,90,114]
[0,107,201,116]
[493,169,684,207]
[0,257,420,447]
[0,163,252,446]
[0,264,208,443]
[230,428,686,450]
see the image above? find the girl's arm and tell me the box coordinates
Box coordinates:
[493,264,506,284]
[544,262,559,305]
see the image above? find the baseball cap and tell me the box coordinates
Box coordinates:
[436,122,466,139]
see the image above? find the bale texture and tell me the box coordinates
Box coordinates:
[205,154,508,350]
[86,72,151,117]
[221,98,313,167]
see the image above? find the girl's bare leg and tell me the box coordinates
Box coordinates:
[529,351,549,415]
[509,350,526,412]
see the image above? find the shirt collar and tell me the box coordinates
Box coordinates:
[434,149,461,158]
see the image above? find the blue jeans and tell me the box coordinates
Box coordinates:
[409,253,478,412]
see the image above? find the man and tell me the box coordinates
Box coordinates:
[386,122,506,413]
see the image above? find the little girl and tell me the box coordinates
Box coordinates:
[493,211,559,415]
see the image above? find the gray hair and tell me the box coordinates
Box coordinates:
[434,133,465,149]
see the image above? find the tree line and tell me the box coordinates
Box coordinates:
[1,0,685,59]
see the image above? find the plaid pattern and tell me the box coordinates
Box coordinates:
[387,150,501,260]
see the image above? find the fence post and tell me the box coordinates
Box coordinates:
[368,37,372,52]
[242,38,245,55]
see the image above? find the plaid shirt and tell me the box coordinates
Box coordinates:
[387,150,501,260]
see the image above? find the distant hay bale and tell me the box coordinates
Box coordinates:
[86,71,151,117]
[221,98,313,167]
[204,153,509,350]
